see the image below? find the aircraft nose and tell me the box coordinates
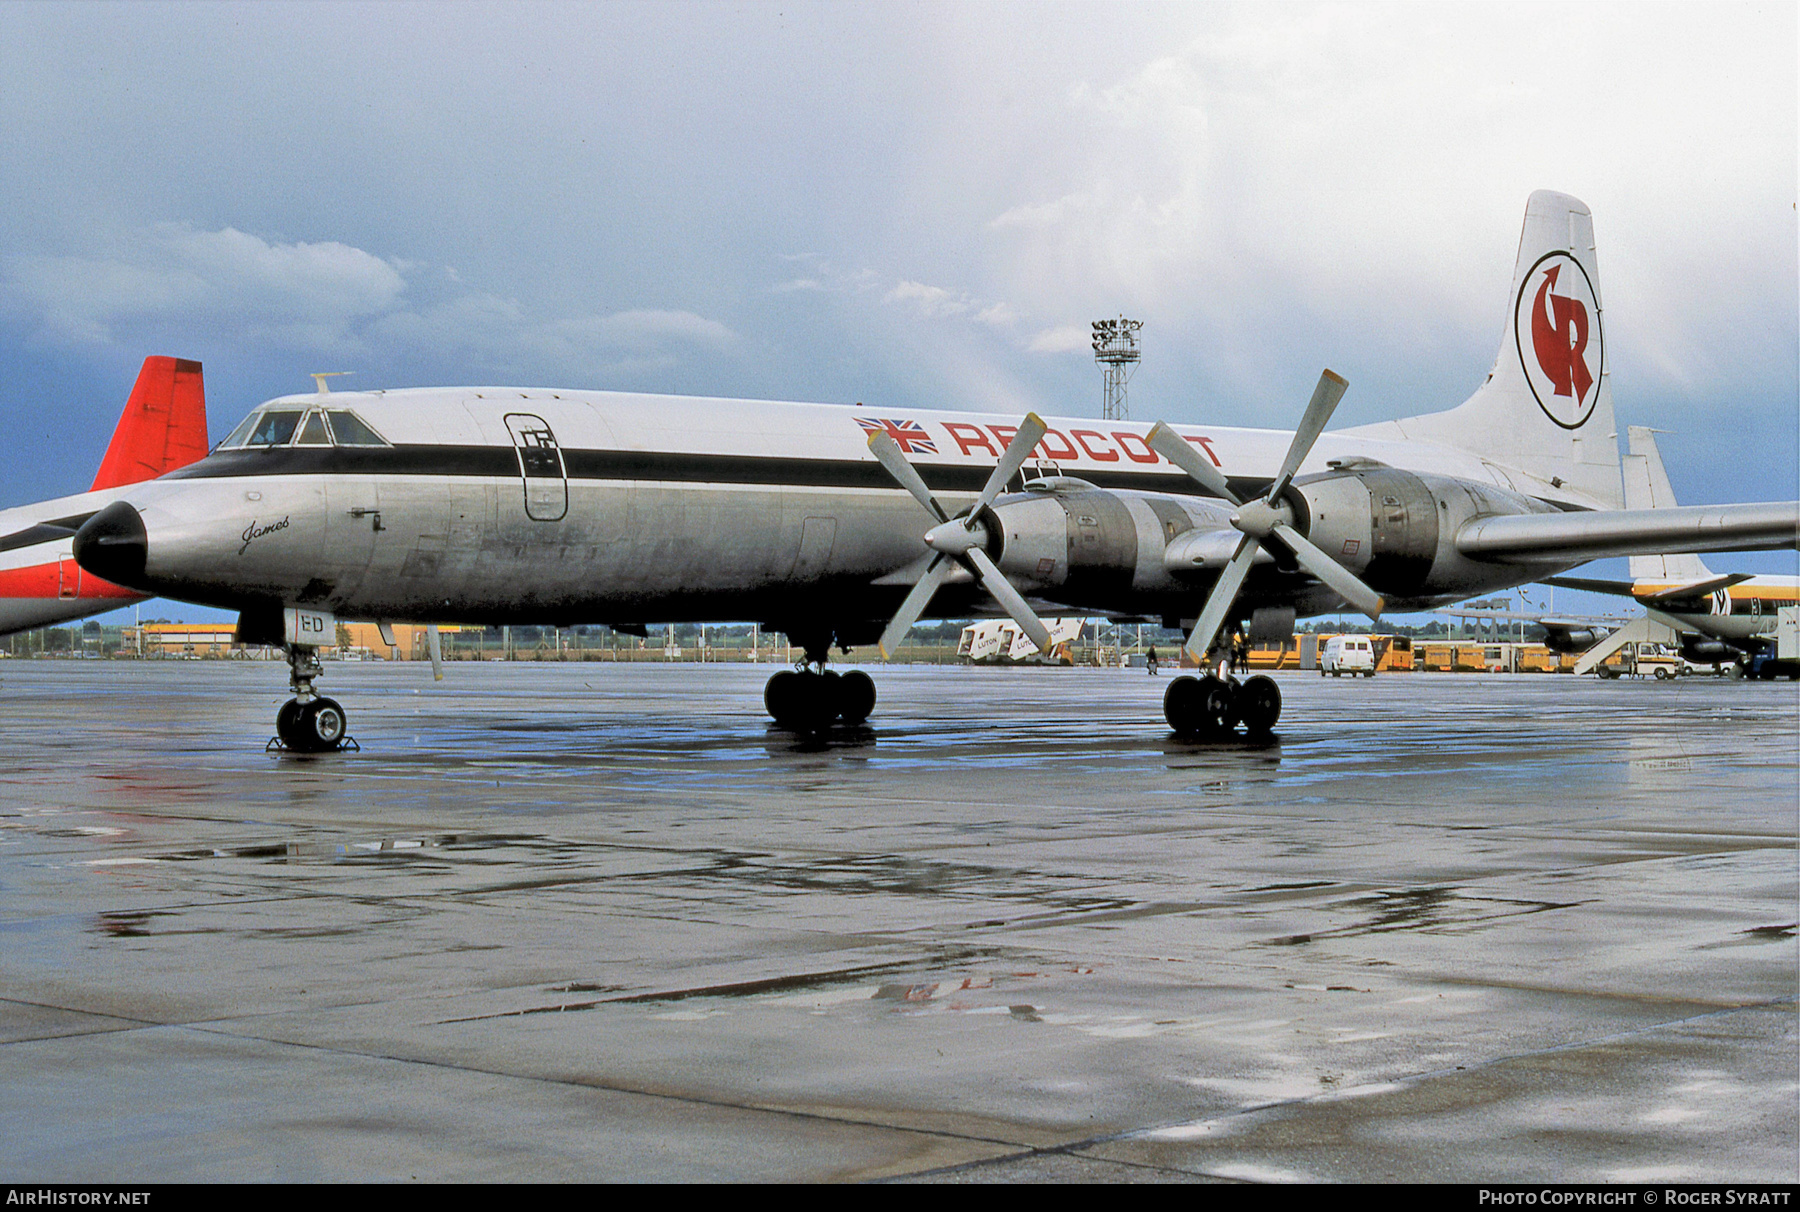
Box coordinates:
[73,501,149,589]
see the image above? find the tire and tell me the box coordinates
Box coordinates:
[1163,675,1203,735]
[1196,675,1238,733]
[300,698,347,750]
[764,670,802,727]
[275,699,304,749]
[1166,675,1241,737]
[768,670,837,733]
[1238,675,1281,734]
[1654,667,1671,680]
[836,670,876,725]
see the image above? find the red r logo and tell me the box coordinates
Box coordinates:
[1514,252,1603,430]
[1531,266,1593,402]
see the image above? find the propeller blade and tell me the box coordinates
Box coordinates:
[1184,536,1260,663]
[1146,422,1241,506]
[1269,522,1386,621]
[427,623,444,681]
[971,413,1049,515]
[867,430,949,523]
[965,547,1054,653]
[1268,369,1349,502]
[878,555,955,659]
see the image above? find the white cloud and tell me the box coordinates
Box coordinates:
[4,224,405,348]
[1027,324,1092,354]
[577,309,738,349]
[884,279,972,318]
[1,223,741,384]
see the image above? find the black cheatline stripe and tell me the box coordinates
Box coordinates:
[162,445,1257,500]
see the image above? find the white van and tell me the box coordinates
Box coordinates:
[1321,635,1377,677]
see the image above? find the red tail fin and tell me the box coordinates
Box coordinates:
[89,356,209,492]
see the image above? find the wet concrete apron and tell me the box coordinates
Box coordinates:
[1,662,1794,1181]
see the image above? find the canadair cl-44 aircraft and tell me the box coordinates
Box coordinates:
[0,356,208,635]
[71,192,1800,749]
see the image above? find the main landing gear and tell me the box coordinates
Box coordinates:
[1163,671,1281,739]
[270,645,355,753]
[764,635,876,733]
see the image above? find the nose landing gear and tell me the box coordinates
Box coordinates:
[270,645,357,753]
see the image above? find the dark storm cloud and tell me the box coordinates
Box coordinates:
[0,0,1792,542]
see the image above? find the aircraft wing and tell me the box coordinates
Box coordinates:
[1439,608,1544,622]
[1456,502,1800,564]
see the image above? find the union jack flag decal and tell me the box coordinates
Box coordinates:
[856,416,937,454]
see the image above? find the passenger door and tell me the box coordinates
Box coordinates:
[505,413,568,522]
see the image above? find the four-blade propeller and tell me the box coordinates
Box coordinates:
[1147,370,1385,665]
[869,415,1055,658]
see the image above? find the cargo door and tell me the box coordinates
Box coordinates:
[325,480,382,604]
[505,413,568,522]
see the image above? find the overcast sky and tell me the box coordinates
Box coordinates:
[2,1,1794,622]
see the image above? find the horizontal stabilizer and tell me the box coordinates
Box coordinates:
[1459,503,1800,564]
[1640,573,1755,604]
[1545,572,1755,602]
[90,357,209,492]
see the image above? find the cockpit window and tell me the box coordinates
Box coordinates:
[325,410,388,446]
[218,406,389,449]
[242,410,304,447]
[295,411,333,446]
[220,411,262,449]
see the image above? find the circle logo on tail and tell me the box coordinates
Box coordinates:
[1514,251,1604,430]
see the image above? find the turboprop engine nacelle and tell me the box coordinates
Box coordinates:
[981,479,1238,603]
[1286,464,1564,604]
[978,466,1565,614]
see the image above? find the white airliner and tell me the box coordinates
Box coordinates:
[70,192,1799,749]
[0,357,209,635]
[1549,426,1800,674]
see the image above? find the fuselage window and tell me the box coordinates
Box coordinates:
[325,410,388,446]
[295,411,333,446]
[243,410,304,447]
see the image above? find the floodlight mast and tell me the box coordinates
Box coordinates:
[1091,317,1142,421]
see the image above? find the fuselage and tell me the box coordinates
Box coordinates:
[84,386,1589,632]
[1636,576,1800,642]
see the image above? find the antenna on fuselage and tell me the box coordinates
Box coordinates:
[310,372,353,395]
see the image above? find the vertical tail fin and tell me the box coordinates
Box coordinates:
[1347,191,1623,508]
[90,357,209,492]
[1624,426,1713,582]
